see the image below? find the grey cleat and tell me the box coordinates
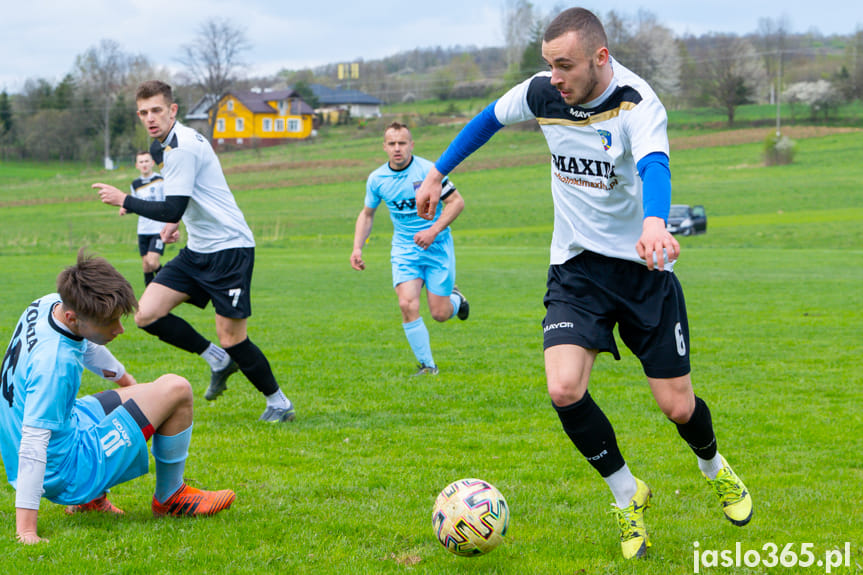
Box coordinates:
[259,402,296,423]
[206,360,239,401]
[412,363,439,376]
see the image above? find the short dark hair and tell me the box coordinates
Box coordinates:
[544,7,608,54]
[135,150,151,159]
[384,121,411,138]
[136,80,174,104]
[57,249,137,322]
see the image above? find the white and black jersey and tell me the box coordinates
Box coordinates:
[151,121,255,253]
[129,173,165,235]
[493,59,669,266]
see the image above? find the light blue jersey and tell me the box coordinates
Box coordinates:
[365,156,458,295]
[365,155,455,249]
[0,294,148,504]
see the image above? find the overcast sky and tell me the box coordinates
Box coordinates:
[2,0,859,93]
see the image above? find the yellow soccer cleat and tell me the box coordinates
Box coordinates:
[610,477,652,559]
[706,456,752,526]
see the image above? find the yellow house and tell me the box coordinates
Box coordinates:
[211,89,314,149]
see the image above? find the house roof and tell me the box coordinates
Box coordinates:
[184,90,314,120]
[309,84,382,106]
[185,94,219,120]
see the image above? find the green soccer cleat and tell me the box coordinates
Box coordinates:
[610,477,652,559]
[706,456,752,526]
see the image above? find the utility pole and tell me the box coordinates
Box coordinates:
[775,48,782,138]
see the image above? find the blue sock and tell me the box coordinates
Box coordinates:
[449,293,460,319]
[403,317,434,367]
[151,424,192,503]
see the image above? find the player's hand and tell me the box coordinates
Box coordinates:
[350,249,365,271]
[413,229,437,250]
[636,217,679,271]
[416,168,444,221]
[16,531,46,545]
[93,183,127,207]
[161,223,180,244]
[119,207,127,216]
[114,372,138,387]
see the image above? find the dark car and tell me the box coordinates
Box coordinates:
[666,204,707,236]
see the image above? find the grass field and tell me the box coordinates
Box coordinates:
[0,121,861,574]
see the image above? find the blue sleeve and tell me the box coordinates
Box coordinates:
[637,152,671,221]
[435,101,504,175]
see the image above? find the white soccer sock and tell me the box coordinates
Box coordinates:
[604,464,638,508]
[265,388,290,409]
[698,452,725,479]
[201,342,231,371]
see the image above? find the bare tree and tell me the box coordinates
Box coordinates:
[501,0,535,79]
[75,39,133,168]
[608,11,680,99]
[178,18,251,140]
[698,35,767,125]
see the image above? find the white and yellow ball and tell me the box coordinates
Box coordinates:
[431,478,509,556]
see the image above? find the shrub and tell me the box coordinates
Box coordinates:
[763,132,796,165]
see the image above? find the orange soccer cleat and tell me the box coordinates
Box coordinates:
[152,483,236,517]
[65,494,125,515]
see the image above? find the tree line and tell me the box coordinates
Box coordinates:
[2,8,861,163]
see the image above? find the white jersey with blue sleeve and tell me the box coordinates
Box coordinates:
[436,58,671,267]
[365,155,456,251]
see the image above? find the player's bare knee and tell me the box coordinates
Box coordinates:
[547,382,585,407]
[430,308,450,322]
[154,374,193,404]
[662,401,693,424]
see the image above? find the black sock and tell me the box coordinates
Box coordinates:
[141,314,209,355]
[143,266,162,286]
[554,391,625,477]
[225,337,279,396]
[675,395,718,460]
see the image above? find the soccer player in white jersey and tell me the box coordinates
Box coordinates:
[93,80,294,423]
[0,250,235,544]
[122,151,166,286]
[351,122,469,376]
[415,8,751,559]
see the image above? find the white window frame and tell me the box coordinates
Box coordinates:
[262,118,272,132]
[227,100,234,111]
[216,118,225,133]
[275,119,285,132]
[287,118,301,133]
[235,118,244,132]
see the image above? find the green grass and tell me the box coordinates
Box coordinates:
[0,123,861,574]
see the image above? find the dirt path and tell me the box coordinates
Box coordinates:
[671,126,860,150]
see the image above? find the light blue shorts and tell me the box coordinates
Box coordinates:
[391,234,456,296]
[44,393,150,505]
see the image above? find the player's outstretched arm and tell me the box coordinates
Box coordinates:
[93,183,127,207]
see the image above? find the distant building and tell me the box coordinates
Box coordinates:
[185,89,315,150]
[309,84,382,121]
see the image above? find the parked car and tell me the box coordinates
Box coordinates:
[666,204,707,236]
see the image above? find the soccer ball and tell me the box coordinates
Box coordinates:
[431,478,509,556]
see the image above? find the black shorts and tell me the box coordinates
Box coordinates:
[153,247,255,319]
[138,234,165,256]
[542,250,690,379]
